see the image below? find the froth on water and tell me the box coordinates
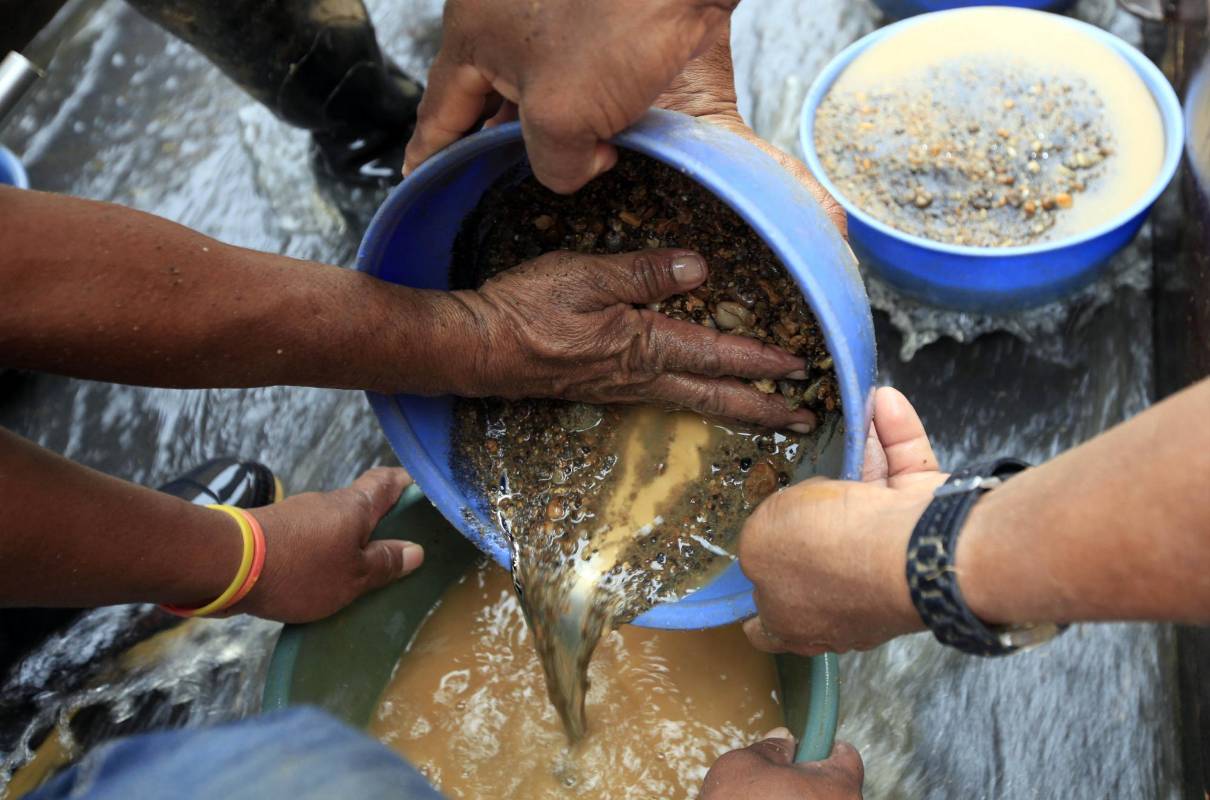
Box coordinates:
[370,562,783,799]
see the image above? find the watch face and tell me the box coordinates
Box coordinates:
[996,622,1067,652]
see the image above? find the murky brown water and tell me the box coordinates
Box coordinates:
[455,399,813,740]
[369,561,781,800]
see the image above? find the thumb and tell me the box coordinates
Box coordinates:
[871,387,939,482]
[581,249,708,309]
[743,615,793,654]
[361,540,425,592]
[520,105,617,194]
[796,742,865,792]
[403,53,495,177]
[748,727,796,765]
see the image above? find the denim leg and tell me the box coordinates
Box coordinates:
[28,707,443,800]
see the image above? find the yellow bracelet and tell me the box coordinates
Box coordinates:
[162,504,255,618]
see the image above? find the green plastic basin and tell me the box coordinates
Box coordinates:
[262,485,839,767]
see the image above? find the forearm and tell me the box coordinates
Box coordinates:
[0,427,238,608]
[957,378,1210,626]
[0,186,477,395]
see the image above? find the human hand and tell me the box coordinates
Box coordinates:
[452,248,818,431]
[739,387,945,656]
[403,0,736,193]
[654,22,846,234]
[700,729,864,799]
[234,467,423,623]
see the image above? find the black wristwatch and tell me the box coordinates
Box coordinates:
[906,458,1067,657]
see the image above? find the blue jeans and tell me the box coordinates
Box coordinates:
[28,708,443,800]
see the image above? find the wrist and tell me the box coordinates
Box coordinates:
[954,475,1053,627]
[439,289,498,397]
[357,278,492,397]
[156,503,244,607]
[879,493,932,635]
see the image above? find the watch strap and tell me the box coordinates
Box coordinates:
[906,458,1031,657]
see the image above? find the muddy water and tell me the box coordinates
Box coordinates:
[456,399,814,741]
[511,407,716,742]
[818,6,1165,242]
[370,562,781,800]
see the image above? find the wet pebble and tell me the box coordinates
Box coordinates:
[742,462,780,505]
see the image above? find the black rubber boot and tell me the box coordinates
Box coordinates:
[157,456,283,507]
[124,0,422,185]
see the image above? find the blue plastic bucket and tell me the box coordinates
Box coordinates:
[801,9,1184,312]
[871,0,1074,19]
[0,147,29,189]
[358,109,876,629]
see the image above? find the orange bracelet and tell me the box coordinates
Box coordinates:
[161,505,266,617]
[225,507,266,609]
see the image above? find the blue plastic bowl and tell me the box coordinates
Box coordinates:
[358,109,876,630]
[0,147,29,189]
[801,10,1184,312]
[872,0,1073,19]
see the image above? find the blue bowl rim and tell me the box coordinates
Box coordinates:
[0,147,30,190]
[357,108,874,629]
[799,7,1185,259]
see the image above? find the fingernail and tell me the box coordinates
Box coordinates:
[763,727,793,741]
[399,542,424,575]
[672,254,706,287]
[785,369,808,380]
[788,420,817,434]
[592,144,617,178]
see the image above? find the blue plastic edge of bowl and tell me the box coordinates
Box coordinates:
[799,8,1185,311]
[0,147,30,189]
[359,108,876,630]
[872,0,1074,18]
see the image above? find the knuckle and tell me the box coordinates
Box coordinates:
[628,313,661,372]
[341,485,376,519]
[693,384,731,418]
[628,253,670,299]
[695,332,725,376]
[352,554,376,587]
[524,103,573,139]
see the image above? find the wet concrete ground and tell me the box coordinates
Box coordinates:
[0,0,1185,797]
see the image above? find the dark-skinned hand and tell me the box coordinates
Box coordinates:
[654,20,846,234]
[234,467,422,624]
[404,0,738,193]
[451,248,819,431]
